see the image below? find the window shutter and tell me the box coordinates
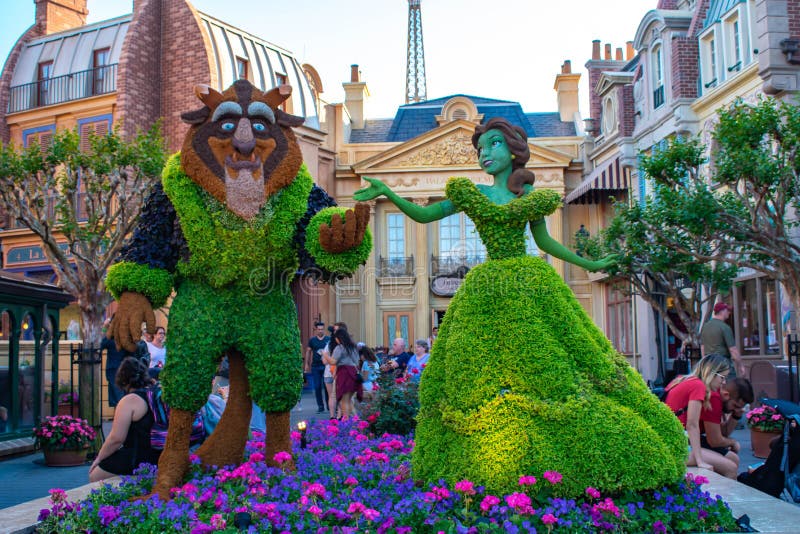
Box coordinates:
[39,132,53,154]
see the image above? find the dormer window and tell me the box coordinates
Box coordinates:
[92,48,110,95]
[236,57,249,81]
[436,96,483,125]
[651,45,664,109]
[37,61,53,107]
[602,96,617,135]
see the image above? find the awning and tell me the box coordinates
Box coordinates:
[565,157,629,204]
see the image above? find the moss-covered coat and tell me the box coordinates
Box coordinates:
[411,178,686,497]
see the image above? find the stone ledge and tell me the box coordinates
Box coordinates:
[688,467,800,533]
[0,477,120,534]
[0,438,35,458]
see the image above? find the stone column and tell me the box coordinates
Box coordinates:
[412,198,430,339]
[363,200,378,347]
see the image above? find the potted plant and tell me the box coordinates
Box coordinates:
[56,380,79,417]
[746,404,786,458]
[33,415,96,466]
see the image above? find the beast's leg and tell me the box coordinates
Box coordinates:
[265,411,294,469]
[148,409,194,500]
[196,351,252,468]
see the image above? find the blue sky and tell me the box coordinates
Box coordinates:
[1,0,653,119]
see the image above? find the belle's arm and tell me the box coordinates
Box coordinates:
[531,220,616,272]
[354,177,456,223]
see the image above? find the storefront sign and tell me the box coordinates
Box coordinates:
[430,275,464,296]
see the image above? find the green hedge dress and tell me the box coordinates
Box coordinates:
[411,177,687,497]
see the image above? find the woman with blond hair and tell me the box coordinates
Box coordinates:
[664,354,737,478]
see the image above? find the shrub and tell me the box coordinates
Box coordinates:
[359,373,419,436]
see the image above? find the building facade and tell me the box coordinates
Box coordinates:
[325,65,585,348]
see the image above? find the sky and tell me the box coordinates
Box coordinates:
[0,0,653,119]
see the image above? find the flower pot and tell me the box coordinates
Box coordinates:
[43,447,88,467]
[57,404,79,417]
[750,428,781,459]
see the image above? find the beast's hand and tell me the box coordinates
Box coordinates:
[318,203,370,254]
[109,292,156,353]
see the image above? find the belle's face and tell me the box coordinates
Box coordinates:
[476,129,513,176]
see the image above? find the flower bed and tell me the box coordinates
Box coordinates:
[37,418,740,533]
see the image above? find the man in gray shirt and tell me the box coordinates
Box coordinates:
[701,302,743,376]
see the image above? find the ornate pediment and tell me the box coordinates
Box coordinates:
[352,121,574,174]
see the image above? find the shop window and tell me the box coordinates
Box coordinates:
[738,277,781,355]
[606,284,632,354]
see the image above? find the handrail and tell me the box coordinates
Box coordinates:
[8,64,117,113]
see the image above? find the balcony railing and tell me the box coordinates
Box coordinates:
[8,64,118,113]
[378,256,414,277]
[652,85,664,109]
[430,254,486,277]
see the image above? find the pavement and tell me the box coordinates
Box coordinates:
[1,390,798,533]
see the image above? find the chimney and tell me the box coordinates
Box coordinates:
[615,47,623,61]
[35,0,88,35]
[554,60,580,122]
[592,40,601,60]
[342,64,369,129]
[604,43,612,60]
[626,41,635,60]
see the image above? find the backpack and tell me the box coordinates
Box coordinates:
[144,384,205,450]
[738,398,800,501]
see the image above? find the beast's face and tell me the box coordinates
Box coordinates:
[180,80,304,220]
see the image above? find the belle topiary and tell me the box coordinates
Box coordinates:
[354,117,686,497]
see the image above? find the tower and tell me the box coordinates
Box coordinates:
[405,0,427,104]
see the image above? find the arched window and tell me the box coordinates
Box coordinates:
[651,45,664,109]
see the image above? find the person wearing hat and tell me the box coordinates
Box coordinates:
[701,302,743,377]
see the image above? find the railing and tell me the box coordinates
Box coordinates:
[652,85,664,109]
[378,256,414,277]
[430,254,486,277]
[8,64,117,113]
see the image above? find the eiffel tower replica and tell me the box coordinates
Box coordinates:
[406,0,427,104]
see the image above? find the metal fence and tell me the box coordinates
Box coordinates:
[378,256,414,277]
[430,254,486,277]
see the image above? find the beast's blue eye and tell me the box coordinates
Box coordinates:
[253,122,266,132]
[221,122,235,132]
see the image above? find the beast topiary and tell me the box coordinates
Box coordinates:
[354,117,686,497]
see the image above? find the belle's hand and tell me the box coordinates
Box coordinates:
[585,254,618,273]
[354,176,390,201]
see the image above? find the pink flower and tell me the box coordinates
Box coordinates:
[307,505,323,516]
[543,470,562,484]
[362,507,380,521]
[347,501,366,514]
[304,482,327,498]
[358,420,370,430]
[249,452,264,463]
[454,479,476,495]
[586,486,601,499]
[49,488,67,503]
[344,476,359,486]
[480,495,500,512]
[542,513,558,525]
[290,431,301,441]
[518,475,537,486]
[505,492,532,512]
[273,451,292,464]
[210,514,226,529]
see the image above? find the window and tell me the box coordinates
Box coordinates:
[737,277,782,355]
[37,61,53,107]
[23,125,55,153]
[275,73,290,112]
[386,213,406,272]
[602,96,616,135]
[236,57,249,81]
[725,15,743,74]
[438,213,486,261]
[651,45,664,109]
[606,284,632,354]
[79,118,110,152]
[92,48,110,95]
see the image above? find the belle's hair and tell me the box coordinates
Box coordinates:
[471,117,535,196]
[671,353,731,409]
[115,356,155,391]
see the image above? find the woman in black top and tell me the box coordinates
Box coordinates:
[89,357,161,481]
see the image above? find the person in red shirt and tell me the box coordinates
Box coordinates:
[699,389,741,471]
[664,354,737,478]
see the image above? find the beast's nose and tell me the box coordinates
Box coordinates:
[233,117,256,156]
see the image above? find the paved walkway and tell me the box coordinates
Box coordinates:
[1,390,798,533]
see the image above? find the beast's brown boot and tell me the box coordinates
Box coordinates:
[196,351,252,469]
[265,411,294,470]
[135,409,194,501]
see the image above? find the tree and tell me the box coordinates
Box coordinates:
[0,125,165,427]
[592,98,800,357]
[581,173,738,355]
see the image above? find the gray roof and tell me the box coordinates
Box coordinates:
[349,119,394,143]
[526,113,577,137]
